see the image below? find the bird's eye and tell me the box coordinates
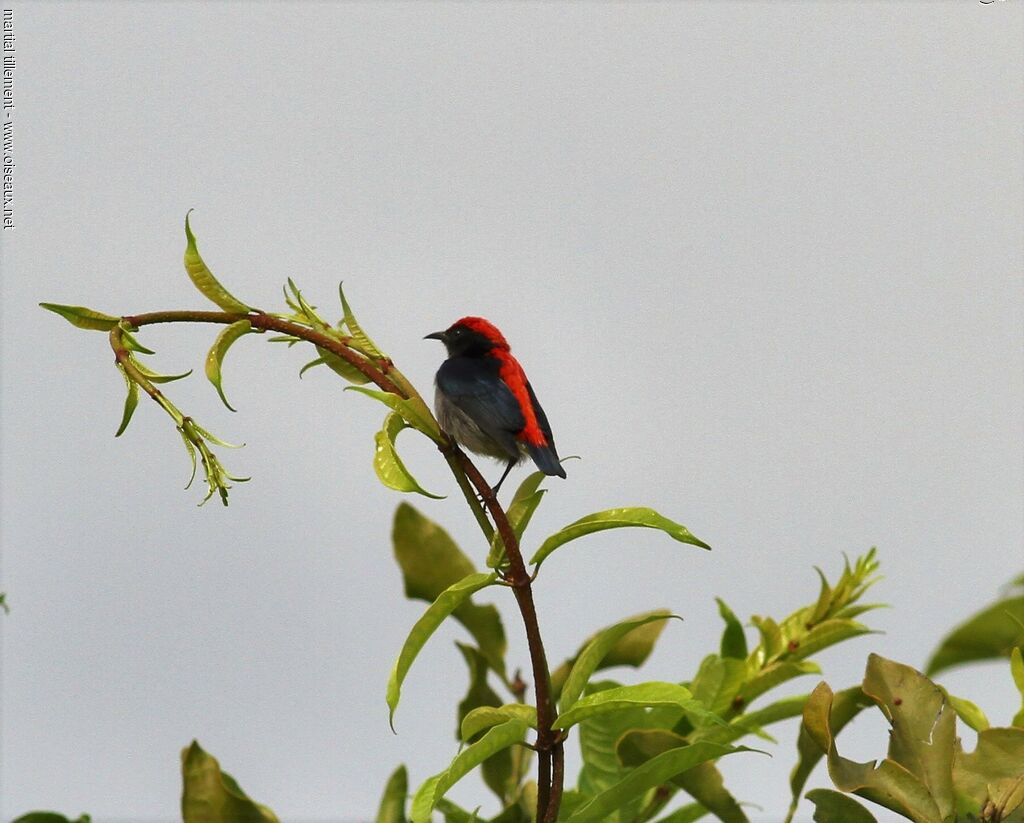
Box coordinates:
[451,328,463,337]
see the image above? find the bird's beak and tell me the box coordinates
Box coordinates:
[424,331,447,342]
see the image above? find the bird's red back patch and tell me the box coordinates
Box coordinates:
[492,349,547,447]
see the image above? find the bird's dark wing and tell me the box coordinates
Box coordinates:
[436,357,526,436]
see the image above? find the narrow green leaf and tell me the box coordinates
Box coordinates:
[789,618,875,661]
[392,503,507,678]
[339,282,385,358]
[926,593,1024,676]
[943,690,990,733]
[316,345,372,385]
[740,660,821,706]
[183,212,251,313]
[205,319,252,411]
[454,643,512,803]
[651,805,709,823]
[409,720,528,823]
[531,507,710,568]
[487,470,547,567]
[10,814,92,823]
[120,329,156,355]
[698,694,809,746]
[805,789,878,823]
[386,572,499,728]
[347,386,440,440]
[716,598,747,660]
[375,765,408,823]
[618,747,746,823]
[132,360,193,383]
[114,364,139,437]
[40,302,119,331]
[554,682,720,731]
[180,739,279,823]
[688,654,746,719]
[561,613,681,712]
[566,742,754,823]
[1012,646,1024,727]
[298,357,324,377]
[576,682,664,823]
[373,413,445,499]
[461,704,538,741]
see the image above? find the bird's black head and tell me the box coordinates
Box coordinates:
[425,316,509,358]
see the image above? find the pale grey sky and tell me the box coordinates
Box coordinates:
[1,2,1022,821]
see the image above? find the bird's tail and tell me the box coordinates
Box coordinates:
[527,443,567,478]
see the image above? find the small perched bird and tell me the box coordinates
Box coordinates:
[426,317,566,495]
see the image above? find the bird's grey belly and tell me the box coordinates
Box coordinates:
[434,387,523,462]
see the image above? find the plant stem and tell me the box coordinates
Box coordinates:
[117,306,564,819]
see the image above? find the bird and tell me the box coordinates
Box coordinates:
[425,317,566,495]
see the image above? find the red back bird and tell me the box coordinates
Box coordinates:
[426,317,566,494]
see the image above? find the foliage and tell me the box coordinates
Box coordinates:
[792,653,1024,822]
[20,217,1022,822]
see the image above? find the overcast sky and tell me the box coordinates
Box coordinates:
[2,2,1022,821]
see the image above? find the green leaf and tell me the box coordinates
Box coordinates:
[386,571,499,729]
[688,654,746,719]
[698,694,809,746]
[530,507,710,568]
[487,471,547,568]
[554,682,721,731]
[926,593,1024,676]
[800,680,944,823]
[670,762,749,823]
[392,503,507,678]
[461,704,538,741]
[952,726,1024,819]
[615,730,749,823]
[131,359,193,383]
[205,320,253,411]
[804,789,878,822]
[11,815,92,823]
[566,742,754,823]
[560,612,681,712]
[861,655,957,819]
[347,386,441,440]
[114,364,139,437]
[180,740,279,823]
[410,720,529,823]
[943,690,990,733]
[40,302,119,331]
[315,345,373,385]
[455,643,514,803]
[1012,647,1024,727]
[576,682,662,823]
[789,618,875,661]
[652,805,709,823]
[373,413,445,499]
[740,660,821,706]
[183,212,251,313]
[338,282,385,358]
[785,686,873,823]
[716,598,747,660]
[375,765,408,823]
